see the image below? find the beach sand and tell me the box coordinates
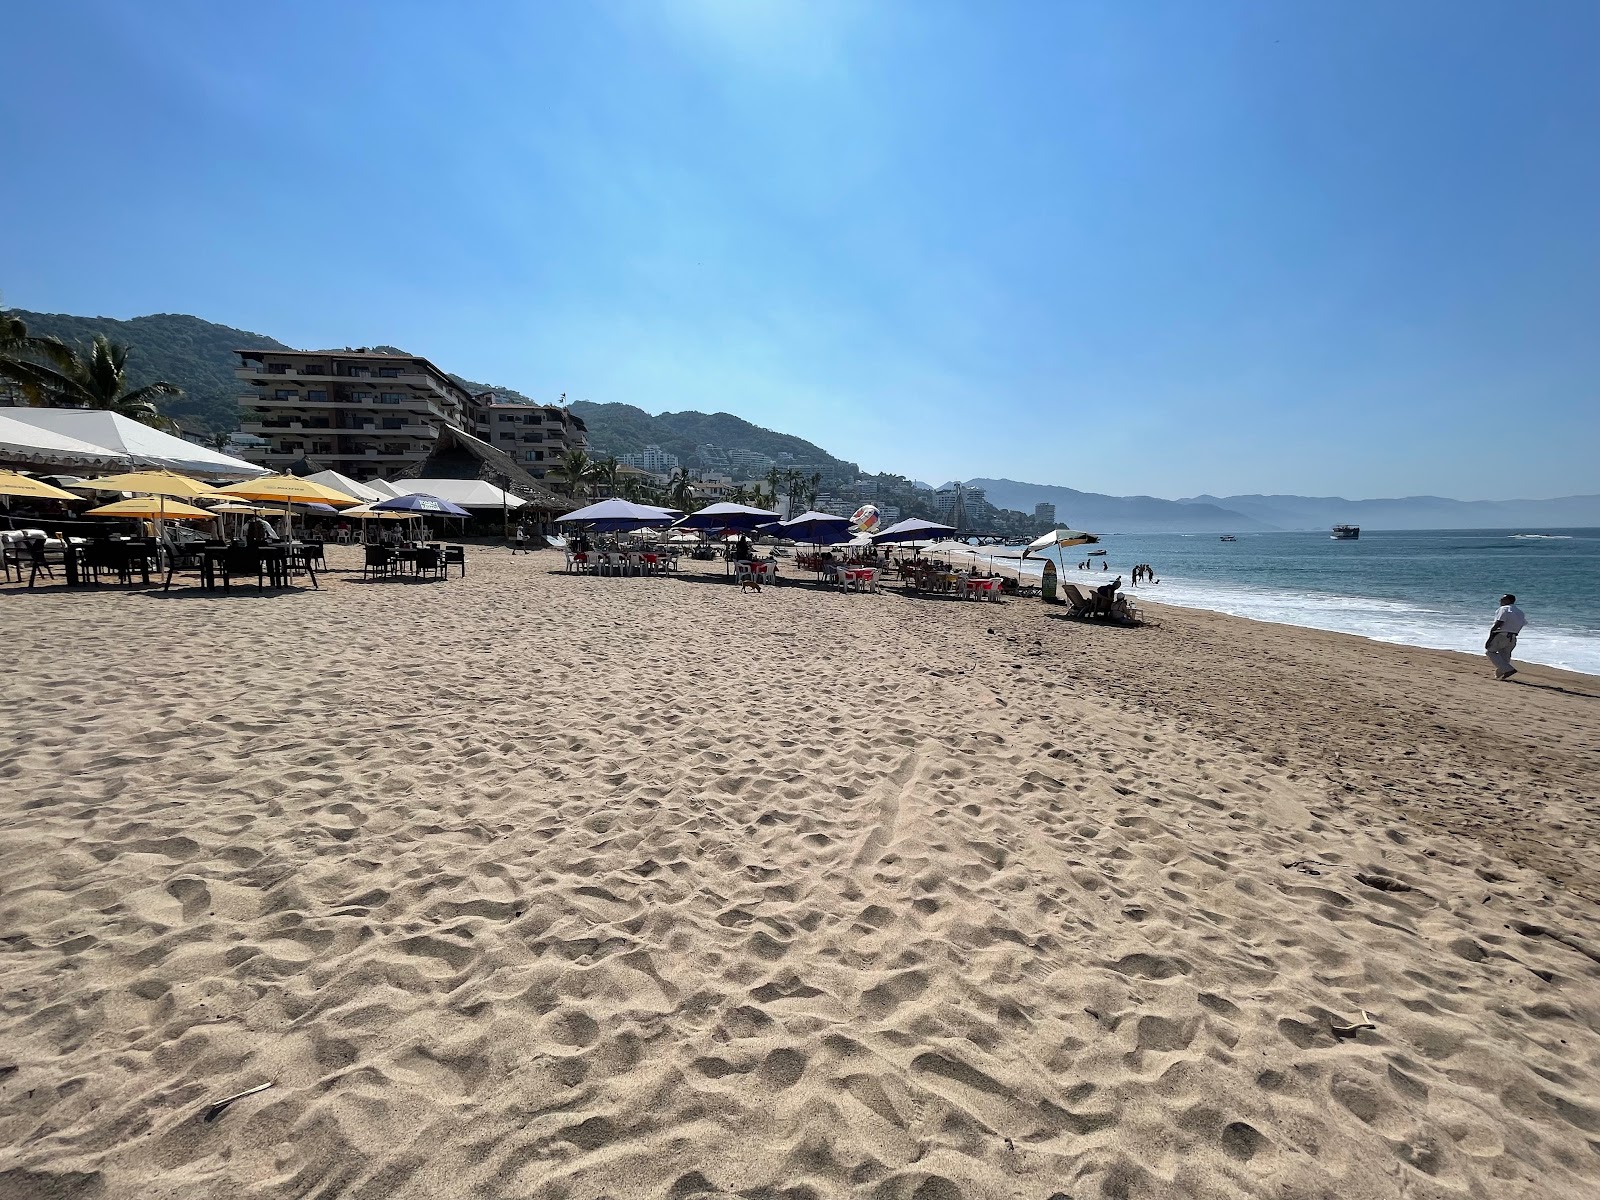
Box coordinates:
[3,549,1598,1199]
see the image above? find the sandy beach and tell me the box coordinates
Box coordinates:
[3,548,1599,1200]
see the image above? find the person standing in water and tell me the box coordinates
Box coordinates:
[1485,593,1527,680]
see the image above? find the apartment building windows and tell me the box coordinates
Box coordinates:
[238,348,471,477]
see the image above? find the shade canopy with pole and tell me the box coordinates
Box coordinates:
[1022,528,1100,556]
[80,469,224,549]
[340,502,412,521]
[1021,527,1099,573]
[371,493,474,518]
[556,498,679,533]
[764,510,858,582]
[213,474,364,508]
[213,473,363,538]
[0,471,87,502]
[673,502,780,533]
[871,518,957,551]
[83,469,221,500]
[84,498,216,520]
[772,510,855,544]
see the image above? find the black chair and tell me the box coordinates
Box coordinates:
[443,544,466,578]
[362,545,395,580]
[220,546,265,593]
[287,544,320,589]
[414,546,446,581]
[26,539,55,589]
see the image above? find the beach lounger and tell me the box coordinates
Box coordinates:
[1061,582,1096,617]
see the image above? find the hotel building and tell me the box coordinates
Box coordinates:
[236,349,471,480]
[465,393,587,482]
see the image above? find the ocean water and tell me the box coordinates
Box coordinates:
[1005,529,1600,675]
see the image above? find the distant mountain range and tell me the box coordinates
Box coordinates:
[8,309,1594,530]
[1179,493,1600,532]
[968,479,1278,533]
[975,477,1600,532]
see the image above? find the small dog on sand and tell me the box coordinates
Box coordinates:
[740,577,762,593]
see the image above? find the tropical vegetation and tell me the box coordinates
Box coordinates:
[0,313,183,429]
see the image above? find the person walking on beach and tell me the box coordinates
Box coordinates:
[1485,593,1526,680]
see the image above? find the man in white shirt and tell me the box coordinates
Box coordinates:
[1485,594,1527,680]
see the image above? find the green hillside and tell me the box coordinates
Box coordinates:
[13,309,290,436]
[570,401,857,478]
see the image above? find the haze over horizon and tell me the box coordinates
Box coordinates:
[4,1,1597,502]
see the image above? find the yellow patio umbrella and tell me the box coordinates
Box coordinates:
[213,474,362,539]
[82,469,220,499]
[212,475,361,507]
[84,498,217,520]
[80,469,223,545]
[0,470,84,501]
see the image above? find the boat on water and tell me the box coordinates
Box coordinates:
[1331,524,1360,540]
[1219,535,1237,542]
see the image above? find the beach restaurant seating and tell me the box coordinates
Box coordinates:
[25,538,55,589]
[363,544,396,580]
[444,545,466,577]
[961,575,1003,602]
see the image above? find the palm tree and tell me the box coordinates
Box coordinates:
[667,467,697,513]
[764,466,781,505]
[558,448,593,498]
[593,455,620,498]
[0,310,78,406]
[0,331,181,428]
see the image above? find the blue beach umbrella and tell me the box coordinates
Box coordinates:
[373,493,474,517]
[673,502,780,533]
[871,518,956,545]
[775,510,855,544]
[557,498,678,533]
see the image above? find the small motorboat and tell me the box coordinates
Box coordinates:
[1219,535,1237,542]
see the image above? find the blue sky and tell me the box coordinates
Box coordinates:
[3,1,1597,500]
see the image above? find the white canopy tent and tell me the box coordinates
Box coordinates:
[2,410,265,479]
[0,412,132,469]
[375,478,527,509]
[301,469,387,503]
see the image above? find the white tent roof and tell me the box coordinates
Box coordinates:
[0,411,131,467]
[363,479,406,498]
[377,478,527,509]
[301,469,387,503]
[3,410,265,479]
